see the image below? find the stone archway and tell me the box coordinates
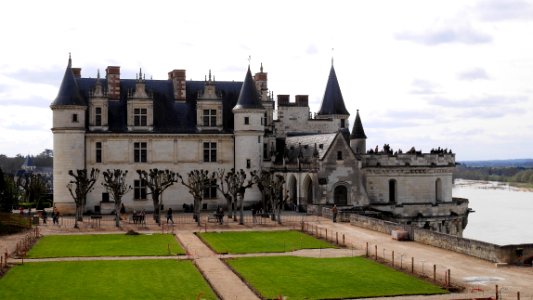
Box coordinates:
[303,175,313,205]
[334,185,347,205]
[288,175,297,206]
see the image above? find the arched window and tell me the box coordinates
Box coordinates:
[389,179,397,203]
[435,178,442,203]
[334,185,348,205]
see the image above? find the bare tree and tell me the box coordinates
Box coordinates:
[178,169,215,226]
[252,170,273,216]
[67,168,99,228]
[137,169,178,225]
[102,169,132,227]
[271,174,288,224]
[235,169,255,225]
[215,168,238,221]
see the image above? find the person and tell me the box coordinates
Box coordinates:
[42,209,48,224]
[52,207,60,225]
[251,207,257,224]
[120,203,126,220]
[332,204,338,223]
[166,207,174,224]
[216,206,224,224]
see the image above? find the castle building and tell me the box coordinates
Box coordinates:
[51,56,469,235]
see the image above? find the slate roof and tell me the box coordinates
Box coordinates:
[282,133,337,163]
[51,57,85,106]
[317,65,350,116]
[350,110,367,139]
[233,66,263,110]
[56,74,243,133]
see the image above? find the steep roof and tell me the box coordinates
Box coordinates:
[317,65,349,116]
[284,133,337,161]
[51,56,85,106]
[350,110,367,139]
[233,66,263,110]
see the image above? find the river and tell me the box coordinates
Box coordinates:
[453,179,533,245]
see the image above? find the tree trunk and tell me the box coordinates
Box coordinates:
[239,192,245,225]
[276,205,282,224]
[74,203,79,228]
[194,197,201,226]
[115,201,121,227]
[153,192,161,225]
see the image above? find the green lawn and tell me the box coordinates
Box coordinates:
[198,230,335,254]
[227,256,447,299]
[27,234,185,257]
[0,260,216,300]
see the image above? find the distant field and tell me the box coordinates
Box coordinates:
[198,230,335,254]
[0,260,216,300]
[27,234,185,257]
[227,256,447,299]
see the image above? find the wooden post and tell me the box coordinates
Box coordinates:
[392,251,395,267]
[411,257,414,273]
[495,285,499,300]
[517,291,520,300]
[342,234,345,246]
[365,242,369,257]
[375,245,378,260]
[433,264,436,281]
[336,232,338,245]
[326,229,328,241]
[447,269,451,287]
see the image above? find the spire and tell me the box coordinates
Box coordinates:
[233,66,264,110]
[317,65,349,116]
[51,54,85,106]
[350,109,367,139]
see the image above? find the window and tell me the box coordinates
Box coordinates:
[244,116,249,125]
[134,180,147,200]
[246,159,251,169]
[337,151,343,160]
[134,108,147,126]
[203,142,217,162]
[72,113,78,123]
[262,112,267,126]
[203,179,217,199]
[263,143,268,159]
[95,107,102,126]
[134,142,147,163]
[203,109,216,127]
[258,136,261,143]
[102,192,109,202]
[340,119,345,128]
[95,142,102,163]
[435,178,443,203]
[389,179,397,203]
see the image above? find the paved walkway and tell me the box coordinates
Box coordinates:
[176,232,260,300]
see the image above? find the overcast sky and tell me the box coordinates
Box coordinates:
[1,0,532,161]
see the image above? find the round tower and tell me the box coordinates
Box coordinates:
[233,66,265,203]
[50,55,87,214]
[350,110,367,154]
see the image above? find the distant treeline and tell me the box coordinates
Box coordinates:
[453,165,533,184]
[0,150,53,175]
[459,159,533,168]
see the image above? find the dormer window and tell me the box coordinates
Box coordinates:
[337,151,343,160]
[134,108,147,126]
[203,109,216,127]
[95,107,102,126]
[72,113,78,123]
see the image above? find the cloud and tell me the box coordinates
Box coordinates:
[384,110,437,120]
[475,0,533,22]
[410,79,439,95]
[306,44,319,55]
[457,68,490,80]
[7,69,63,86]
[427,95,527,108]
[395,23,492,45]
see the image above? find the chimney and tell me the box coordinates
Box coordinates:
[71,68,81,78]
[277,95,290,107]
[295,95,308,107]
[106,66,121,100]
[168,69,186,102]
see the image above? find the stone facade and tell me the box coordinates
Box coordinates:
[51,56,469,235]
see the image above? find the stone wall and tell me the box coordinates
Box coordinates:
[349,214,533,265]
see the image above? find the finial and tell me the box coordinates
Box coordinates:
[139,68,142,80]
[209,69,212,82]
[68,52,72,67]
[331,48,334,66]
[97,69,100,79]
[357,109,359,113]
[260,62,263,73]
[248,55,251,66]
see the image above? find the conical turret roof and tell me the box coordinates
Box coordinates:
[350,110,367,139]
[51,55,85,106]
[317,65,349,116]
[233,66,263,110]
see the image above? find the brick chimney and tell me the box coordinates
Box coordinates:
[295,95,308,107]
[277,95,290,107]
[106,66,120,100]
[168,69,186,102]
[71,68,81,78]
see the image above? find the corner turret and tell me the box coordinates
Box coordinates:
[350,110,367,154]
[316,64,350,130]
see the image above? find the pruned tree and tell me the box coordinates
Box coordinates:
[102,169,132,227]
[271,174,288,224]
[17,173,47,209]
[252,170,274,216]
[67,168,99,228]
[215,168,238,221]
[252,170,287,223]
[137,169,178,225]
[0,168,20,212]
[235,169,255,225]
[178,169,216,226]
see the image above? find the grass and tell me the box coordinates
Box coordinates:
[227,256,448,299]
[198,230,335,254]
[0,260,216,300]
[27,234,185,257]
